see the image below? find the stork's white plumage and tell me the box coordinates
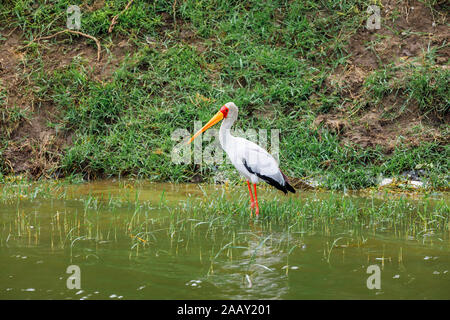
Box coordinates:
[188,102,295,217]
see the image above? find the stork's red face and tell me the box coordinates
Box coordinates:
[219,105,229,118]
[187,105,229,144]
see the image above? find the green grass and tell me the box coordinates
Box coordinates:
[0,0,448,190]
[1,180,448,251]
[364,60,450,117]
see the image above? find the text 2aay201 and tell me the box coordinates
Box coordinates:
[221,304,270,315]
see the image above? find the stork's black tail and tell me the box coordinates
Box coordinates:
[255,169,296,195]
[281,171,296,194]
[284,181,296,193]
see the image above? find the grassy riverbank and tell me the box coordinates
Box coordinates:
[0,0,448,190]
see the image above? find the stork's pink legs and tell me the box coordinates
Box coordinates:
[246,181,260,217]
[253,183,260,217]
[247,181,255,216]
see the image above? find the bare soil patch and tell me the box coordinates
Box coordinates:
[348,0,448,71]
[318,0,449,152]
[0,27,135,177]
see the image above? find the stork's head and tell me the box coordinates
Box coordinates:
[187,102,238,144]
[222,102,238,119]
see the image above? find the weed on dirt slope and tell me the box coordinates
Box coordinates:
[0,0,448,190]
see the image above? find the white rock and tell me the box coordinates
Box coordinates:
[409,180,423,188]
[380,178,393,186]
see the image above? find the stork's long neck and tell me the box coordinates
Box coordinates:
[219,116,236,152]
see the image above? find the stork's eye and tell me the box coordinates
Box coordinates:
[220,105,229,118]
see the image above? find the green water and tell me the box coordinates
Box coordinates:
[0,181,449,299]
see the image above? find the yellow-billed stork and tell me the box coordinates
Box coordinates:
[188,102,295,217]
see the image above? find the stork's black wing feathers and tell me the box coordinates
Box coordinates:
[243,159,295,194]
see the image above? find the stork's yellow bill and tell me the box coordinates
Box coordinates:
[187,106,229,144]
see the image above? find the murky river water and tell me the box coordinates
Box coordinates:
[0,181,449,299]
